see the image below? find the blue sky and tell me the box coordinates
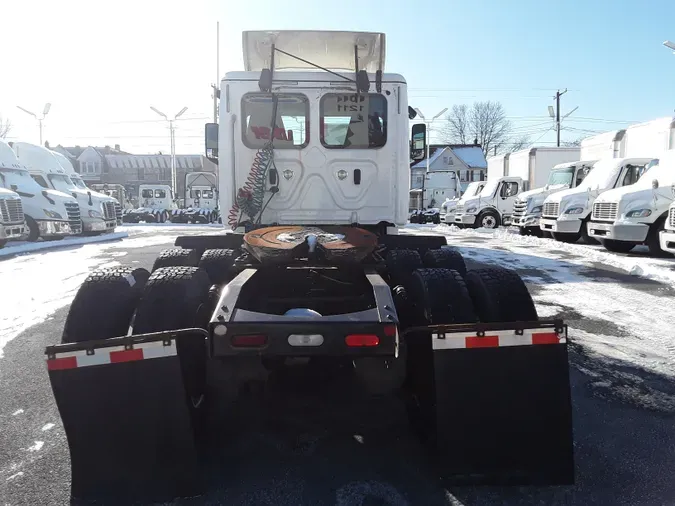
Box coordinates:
[2,0,674,153]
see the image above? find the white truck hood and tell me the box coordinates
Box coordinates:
[460,197,481,210]
[518,184,570,205]
[0,188,19,199]
[595,185,674,215]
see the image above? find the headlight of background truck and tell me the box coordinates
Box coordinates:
[43,209,63,219]
[564,206,584,215]
[88,209,103,219]
[626,209,652,218]
[465,207,477,214]
[530,206,543,214]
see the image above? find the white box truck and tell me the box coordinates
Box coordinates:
[540,129,656,243]
[13,142,118,235]
[0,139,81,241]
[509,147,583,235]
[0,187,26,248]
[587,117,675,255]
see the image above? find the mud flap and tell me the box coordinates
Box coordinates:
[46,332,203,503]
[424,322,574,485]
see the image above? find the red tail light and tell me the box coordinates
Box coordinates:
[345,334,380,347]
[383,324,397,337]
[231,334,267,348]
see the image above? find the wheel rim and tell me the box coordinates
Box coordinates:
[482,215,497,228]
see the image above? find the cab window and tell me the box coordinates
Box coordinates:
[576,167,591,186]
[320,93,387,148]
[242,93,309,149]
[141,189,153,198]
[621,165,645,186]
[500,181,519,197]
[155,189,166,199]
[32,175,49,188]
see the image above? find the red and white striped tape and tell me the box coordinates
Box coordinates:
[432,328,565,351]
[46,340,177,371]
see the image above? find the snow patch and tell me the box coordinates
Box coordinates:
[12,409,24,416]
[27,441,43,452]
[41,423,55,432]
[6,471,23,481]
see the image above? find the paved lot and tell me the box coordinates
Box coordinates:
[1,224,674,505]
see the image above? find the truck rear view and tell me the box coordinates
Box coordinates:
[44,30,574,503]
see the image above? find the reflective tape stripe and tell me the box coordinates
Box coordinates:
[432,328,565,351]
[46,340,177,370]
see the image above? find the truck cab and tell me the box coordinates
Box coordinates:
[540,157,654,243]
[0,187,26,248]
[453,176,523,229]
[174,172,219,223]
[588,153,674,254]
[13,142,118,235]
[511,160,595,235]
[0,139,80,241]
[123,184,177,223]
[442,180,485,224]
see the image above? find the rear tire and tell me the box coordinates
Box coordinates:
[407,268,477,324]
[26,216,39,242]
[422,248,466,276]
[62,267,150,344]
[602,239,635,253]
[152,248,200,272]
[463,267,538,322]
[385,249,423,287]
[133,267,211,401]
[198,248,238,284]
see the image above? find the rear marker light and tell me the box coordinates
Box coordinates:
[231,334,267,347]
[345,334,379,347]
[288,334,324,347]
[383,324,397,337]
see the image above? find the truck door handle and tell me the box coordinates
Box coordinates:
[354,169,361,185]
[269,168,278,185]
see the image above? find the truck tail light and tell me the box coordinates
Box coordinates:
[345,334,380,347]
[230,334,267,348]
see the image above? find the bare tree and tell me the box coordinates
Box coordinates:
[0,115,11,139]
[440,101,528,156]
[562,136,584,147]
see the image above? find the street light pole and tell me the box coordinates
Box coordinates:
[150,106,188,196]
[413,107,449,203]
[16,103,51,145]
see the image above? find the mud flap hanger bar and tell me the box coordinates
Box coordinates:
[402,319,567,339]
[45,328,209,359]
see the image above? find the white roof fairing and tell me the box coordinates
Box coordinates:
[242,31,386,73]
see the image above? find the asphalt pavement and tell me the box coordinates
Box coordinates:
[1,225,675,506]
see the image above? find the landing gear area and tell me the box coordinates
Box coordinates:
[45,226,573,503]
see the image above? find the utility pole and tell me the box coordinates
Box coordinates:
[150,106,188,196]
[555,89,567,147]
[212,21,220,123]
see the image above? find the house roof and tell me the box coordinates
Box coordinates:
[58,145,130,157]
[452,146,487,169]
[410,147,447,169]
[104,154,204,171]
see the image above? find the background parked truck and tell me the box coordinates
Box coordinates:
[509,147,584,235]
[659,200,675,255]
[0,187,26,248]
[0,139,81,241]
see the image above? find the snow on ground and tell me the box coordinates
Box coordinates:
[404,224,675,384]
[0,232,128,259]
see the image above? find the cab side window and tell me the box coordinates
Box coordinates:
[621,165,644,187]
[500,181,519,198]
[32,175,49,188]
[576,168,591,186]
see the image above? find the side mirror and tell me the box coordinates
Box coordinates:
[10,184,18,192]
[205,123,219,165]
[408,106,417,120]
[652,179,659,189]
[411,123,426,161]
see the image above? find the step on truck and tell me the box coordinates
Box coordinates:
[0,186,26,248]
[171,171,220,224]
[0,140,81,241]
[45,30,574,503]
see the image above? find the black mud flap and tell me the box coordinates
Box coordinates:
[415,321,574,486]
[45,331,205,503]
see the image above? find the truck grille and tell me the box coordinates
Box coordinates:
[103,201,116,220]
[455,204,464,214]
[114,202,123,221]
[65,202,82,234]
[592,202,618,221]
[512,199,528,219]
[669,206,675,228]
[543,202,559,218]
[0,198,25,224]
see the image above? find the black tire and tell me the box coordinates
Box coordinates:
[464,267,538,322]
[198,248,238,285]
[407,268,477,325]
[62,267,150,344]
[602,239,635,253]
[385,249,423,287]
[646,218,669,256]
[25,216,39,242]
[541,231,553,239]
[518,227,528,236]
[0,239,6,249]
[152,248,200,272]
[551,232,580,243]
[133,267,212,401]
[422,248,467,276]
[476,209,500,229]
[579,217,598,244]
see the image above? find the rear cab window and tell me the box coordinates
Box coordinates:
[242,93,309,149]
[141,189,153,198]
[320,93,387,148]
[155,190,166,198]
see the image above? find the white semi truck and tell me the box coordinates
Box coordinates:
[508,147,584,235]
[587,117,675,254]
[442,181,485,225]
[540,128,657,243]
[44,30,573,503]
[122,184,178,223]
[13,142,118,235]
[171,172,220,223]
[0,139,81,241]
[0,187,26,248]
